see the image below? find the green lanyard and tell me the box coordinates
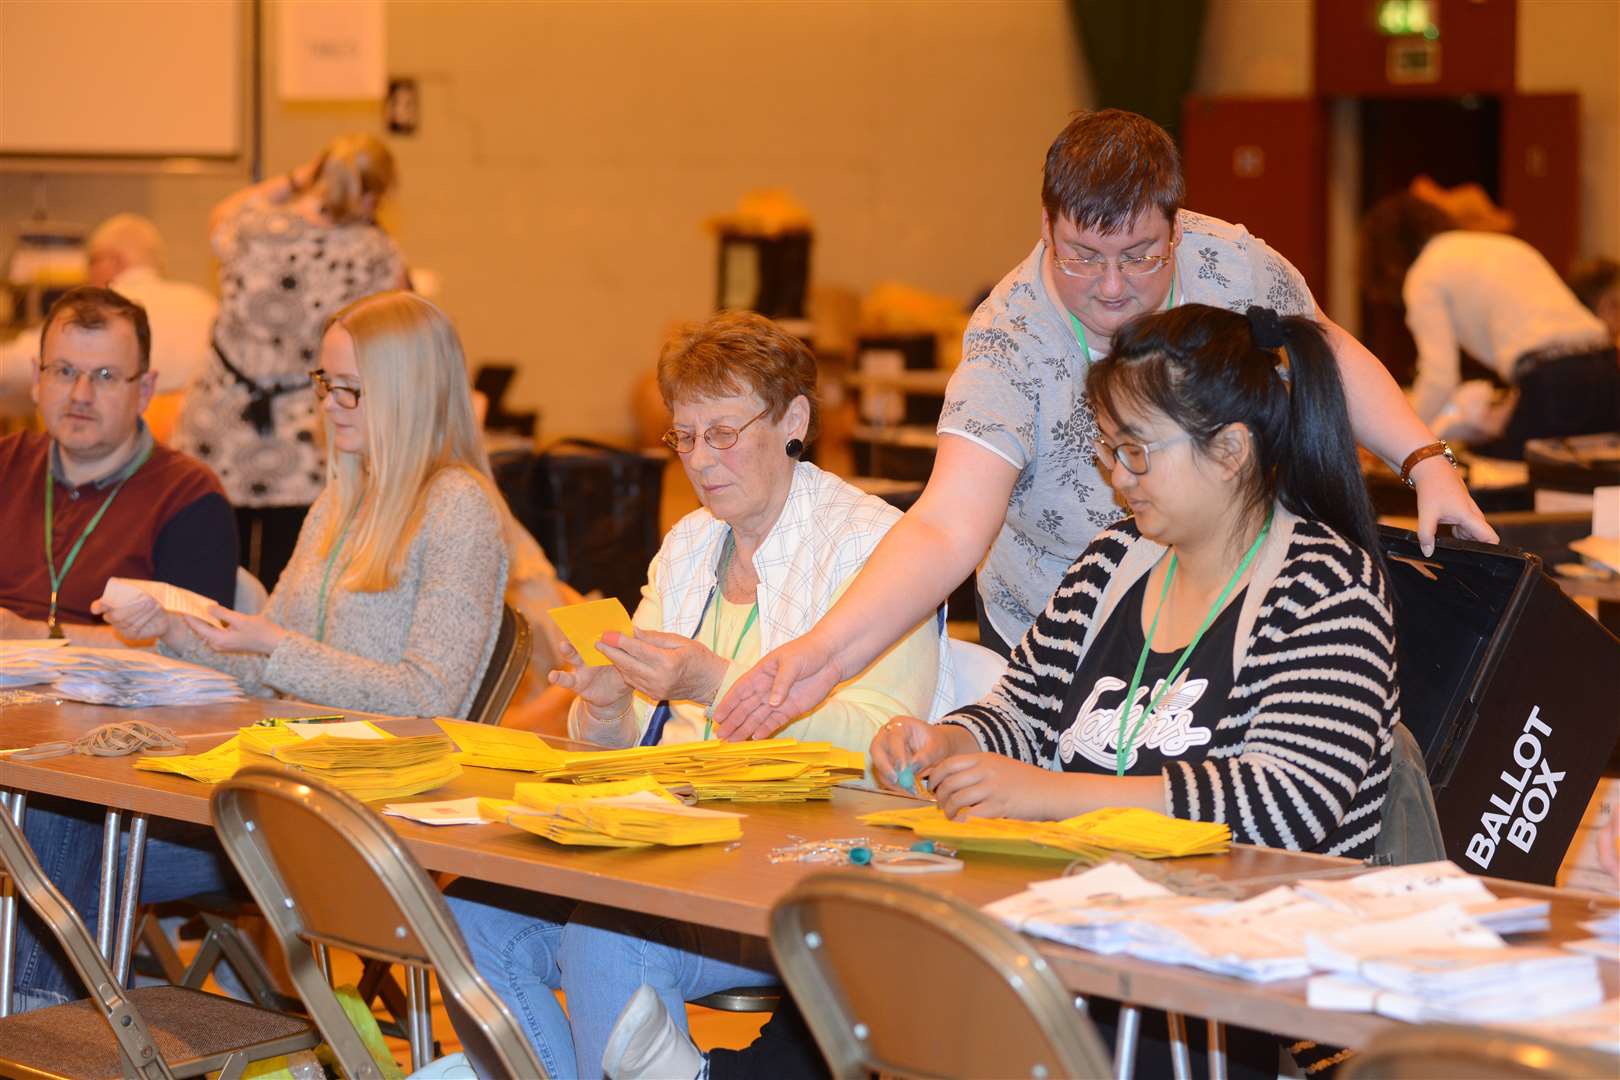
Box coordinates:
[703,538,759,740]
[314,503,361,644]
[42,443,153,637]
[1114,512,1271,776]
[1067,278,1176,359]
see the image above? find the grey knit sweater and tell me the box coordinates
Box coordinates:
[167,468,508,718]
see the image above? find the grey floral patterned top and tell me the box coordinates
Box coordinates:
[937,210,1314,644]
[174,202,403,507]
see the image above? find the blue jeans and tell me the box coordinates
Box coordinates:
[12,796,237,1009]
[447,882,774,1079]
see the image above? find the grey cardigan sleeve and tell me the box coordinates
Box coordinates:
[260,472,509,717]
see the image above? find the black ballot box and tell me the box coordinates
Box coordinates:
[1380,527,1620,884]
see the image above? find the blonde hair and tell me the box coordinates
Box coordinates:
[321,291,496,591]
[315,134,396,225]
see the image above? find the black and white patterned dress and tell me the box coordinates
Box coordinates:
[174,203,403,508]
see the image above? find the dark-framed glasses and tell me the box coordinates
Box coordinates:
[37,360,143,390]
[310,369,362,409]
[662,406,771,454]
[1094,432,1192,476]
[1053,240,1177,279]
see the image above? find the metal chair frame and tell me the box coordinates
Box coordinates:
[770,871,1113,1080]
[1342,1022,1620,1078]
[0,800,316,1079]
[467,603,533,726]
[210,766,546,1078]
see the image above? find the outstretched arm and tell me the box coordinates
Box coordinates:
[1319,314,1496,555]
[713,435,1017,739]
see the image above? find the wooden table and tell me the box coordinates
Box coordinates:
[0,698,386,1011]
[1,703,1616,1053]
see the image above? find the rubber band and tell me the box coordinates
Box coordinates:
[11,720,185,762]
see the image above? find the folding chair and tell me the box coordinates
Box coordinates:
[162,604,528,1025]
[0,800,316,1079]
[770,871,1112,1079]
[210,766,546,1078]
[466,603,533,726]
[1342,1022,1619,1078]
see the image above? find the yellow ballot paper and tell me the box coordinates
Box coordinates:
[861,805,1229,862]
[548,598,636,666]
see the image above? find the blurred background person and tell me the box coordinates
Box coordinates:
[0,214,216,438]
[1361,192,1620,458]
[173,133,406,590]
[1568,257,1620,345]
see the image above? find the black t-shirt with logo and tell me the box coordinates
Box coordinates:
[1054,572,1247,776]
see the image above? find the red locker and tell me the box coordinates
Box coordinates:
[1501,93,1582,276]
[1315,0,1518,97]
[1181,97,1327,300]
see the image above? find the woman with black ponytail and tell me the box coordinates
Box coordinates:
[873,302,1397,861]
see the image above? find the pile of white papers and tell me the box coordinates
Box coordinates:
[988,860,1605,1028]
[45,648,243,707]
[0,641,72,687]
[98,578,225,628]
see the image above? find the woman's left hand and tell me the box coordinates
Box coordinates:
[184,606,288,656]
[1411,455,1497,555]
[925,753,1072,821]
[597,629,730,705]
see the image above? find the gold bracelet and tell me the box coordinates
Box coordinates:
[1399,440,1457,489]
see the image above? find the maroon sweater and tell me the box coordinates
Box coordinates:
[0,431,238,626]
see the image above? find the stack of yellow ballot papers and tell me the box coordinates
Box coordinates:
[861,806,1230,861]
[479,776,743,848]
[137,719,461,802]
[438,719,863,801]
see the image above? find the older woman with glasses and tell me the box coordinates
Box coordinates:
[447,309,951,1079]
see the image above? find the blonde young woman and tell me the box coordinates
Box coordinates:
[104,290,508,713]
[174,133,408,589]
[13,293,507,1011]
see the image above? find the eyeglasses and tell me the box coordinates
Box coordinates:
[1052,240,1177,279]
[37,360,143,390]
[310,369,362,409]
[1094,432,1192,476]
[662,406,771,454]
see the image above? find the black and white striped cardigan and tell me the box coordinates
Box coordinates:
[947,510,1398,858]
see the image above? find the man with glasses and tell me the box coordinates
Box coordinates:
[0,287,236,645]
[717,108,1498,741]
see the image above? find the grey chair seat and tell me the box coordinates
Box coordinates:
[0,985,316,1079]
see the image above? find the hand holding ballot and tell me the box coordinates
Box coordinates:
[548,597,730,716]
[93,579,285,654]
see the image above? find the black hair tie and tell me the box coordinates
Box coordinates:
[1246,306,1292,386]
[1246,306,1286,350]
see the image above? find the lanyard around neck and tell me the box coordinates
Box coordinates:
[43,443,154,637]
[1113,511,1270,776]
[315,501,362,644]
[1066,277,1176,360]
[703,535,759,739]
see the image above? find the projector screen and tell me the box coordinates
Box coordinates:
[0,0,245,160]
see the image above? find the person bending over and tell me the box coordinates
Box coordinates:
[716,108,1487,745]
[13,292,507,1013]
[445,310,949,1079]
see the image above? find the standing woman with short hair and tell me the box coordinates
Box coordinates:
[174,133,407,589]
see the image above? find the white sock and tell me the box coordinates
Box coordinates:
[601,984,707,1080]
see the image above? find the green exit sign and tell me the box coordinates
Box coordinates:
[1376,0,1440,39]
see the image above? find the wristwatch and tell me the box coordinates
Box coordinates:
[1399,440,1458,489]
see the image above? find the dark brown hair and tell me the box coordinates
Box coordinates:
[657,310,819,442]
[1358,192,1455,306]
[1567,257,1620,314]
[40,285,152,371]
[1042,109,1184,233]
